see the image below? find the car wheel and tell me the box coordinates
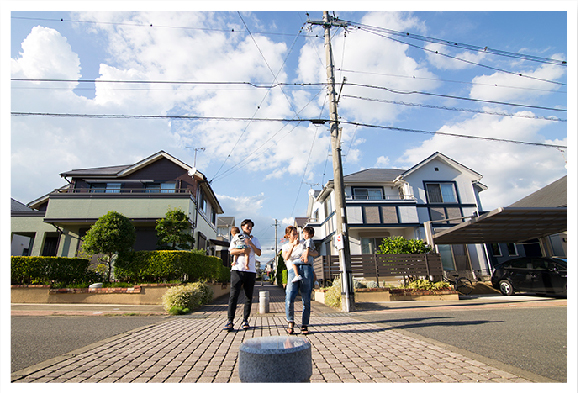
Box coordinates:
[499,280,514,296]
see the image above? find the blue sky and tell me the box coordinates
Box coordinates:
[3,3,576,263]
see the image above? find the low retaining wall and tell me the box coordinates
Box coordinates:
[11,283,230,305]
[313,288,459,304]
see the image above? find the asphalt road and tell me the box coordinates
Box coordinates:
[353,305,567,382]
[11,315,169,373]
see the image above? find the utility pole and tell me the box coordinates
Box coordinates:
[310,12,355,312]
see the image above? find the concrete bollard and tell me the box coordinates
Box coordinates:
[259,291,270,313]
[239,336,312,382]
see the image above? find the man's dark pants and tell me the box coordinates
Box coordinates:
[227,270,257,322]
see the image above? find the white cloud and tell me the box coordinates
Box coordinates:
[470,59,567,102]
[216,193,265,217]
[375,156,390,167]
[398,113,567,210]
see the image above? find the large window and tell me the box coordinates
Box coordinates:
[425,183,457,203]
[90,183,121,193]
[361,237,385,254]
[353,187,383,200]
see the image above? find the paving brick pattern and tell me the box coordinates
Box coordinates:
[12,284,533,383]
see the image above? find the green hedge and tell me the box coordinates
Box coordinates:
[11,256,90,285]
[114,250,230,283]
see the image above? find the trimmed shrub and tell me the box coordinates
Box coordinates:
[114,250,229,283]
[161,282,214,314]
[324,278,342,309]
[11,256,90,285]
[400,279,451,291]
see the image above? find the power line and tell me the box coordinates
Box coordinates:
[11,111,567,150]
[353,24,566,86]
[336,68,566,94]
[12,78,566,112]
[11,15,320,38]
[342,94,566,122]
[348,20,567,66]
[341,120,567,149]
[347,82,566,112]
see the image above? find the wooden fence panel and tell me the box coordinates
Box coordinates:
[314,253,445,283]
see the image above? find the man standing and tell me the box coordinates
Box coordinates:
[224,219,261,332]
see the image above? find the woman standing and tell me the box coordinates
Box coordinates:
[282,226,318,334]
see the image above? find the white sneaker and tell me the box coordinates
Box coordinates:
[292,275,303,283]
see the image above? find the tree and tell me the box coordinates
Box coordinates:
[377,236,431,255]
[156,208,195,250]
[82,211,136,282]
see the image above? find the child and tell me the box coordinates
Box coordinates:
[230,227,249,270]
[291,226,315,283]
[300,226,319,286]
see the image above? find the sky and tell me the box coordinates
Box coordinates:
[2,2,576,265]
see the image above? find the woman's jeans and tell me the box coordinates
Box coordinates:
[285,264,314,326]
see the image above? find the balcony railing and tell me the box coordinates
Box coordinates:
[60,188,194,195]
[345,195,415,201]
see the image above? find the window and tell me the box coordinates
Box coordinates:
[145,183,161,193]
[160,182,176,193]
[361,237,385,254]
[491,243,502,257]
[507,243,518,256]
[90,183,106,193]
[353,187,383,200]
[105,183,121,193]
[426,183,457,203]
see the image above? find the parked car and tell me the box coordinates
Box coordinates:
[491,257,567,296]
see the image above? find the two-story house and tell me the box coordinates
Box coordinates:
[302,152,492,278]
[11,151,224,259]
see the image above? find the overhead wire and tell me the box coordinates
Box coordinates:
[353,24,566,87]
[347,20,567,66]
[336,68,566,94]
[341,94,566,122]
[11,111,567,150]
[11,15,320,38]
[346,82,566,112]
[13,78,566,112]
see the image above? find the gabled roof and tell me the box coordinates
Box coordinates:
[11,198,34,212]
[344,168,406,183]
[60,151,198,179]
[509,176,567,208]
[60,164,132,178]
[117,151,196,177]
[402,152,482,180]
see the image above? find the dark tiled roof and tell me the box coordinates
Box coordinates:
[343,168,406,183]
[11,198,34,212]
[60,164,132,177]
[509,176,567,208]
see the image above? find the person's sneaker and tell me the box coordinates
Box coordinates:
[292,275,303,283]
[223,321,234,332]
[242,320,250,329]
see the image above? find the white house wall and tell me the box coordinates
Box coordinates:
[404,158,479,206]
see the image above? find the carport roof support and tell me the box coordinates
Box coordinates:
[432,207,567,244]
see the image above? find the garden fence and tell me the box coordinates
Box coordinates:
[313,253,444,285]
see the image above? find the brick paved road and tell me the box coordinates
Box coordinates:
[11,283,552,383]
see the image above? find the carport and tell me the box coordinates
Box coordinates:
[427,206,567,256]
